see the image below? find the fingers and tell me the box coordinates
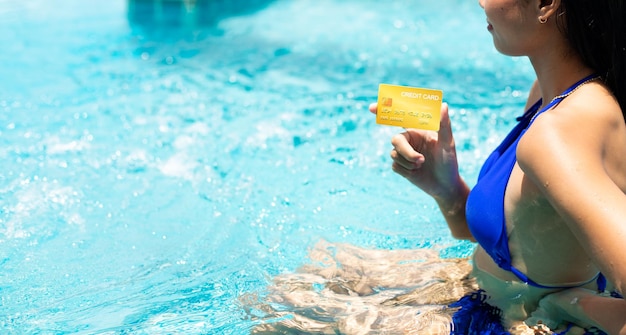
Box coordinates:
[373,101,452,173]
[368,102,377,114]
[390,132,425,169]
[391,161,414,180]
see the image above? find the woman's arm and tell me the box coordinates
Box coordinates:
[577,292,626,335]
[517,89,626,332]
[518,99,626,294]
[527,289,626,335]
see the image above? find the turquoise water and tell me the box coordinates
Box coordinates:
[0,0,535,333]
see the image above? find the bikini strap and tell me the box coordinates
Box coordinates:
[510,267,601,290]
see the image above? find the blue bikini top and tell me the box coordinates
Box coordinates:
[465,75,602,289]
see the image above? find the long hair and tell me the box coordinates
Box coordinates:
[558,1,626,120]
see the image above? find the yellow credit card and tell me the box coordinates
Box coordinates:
[376,84,443,130]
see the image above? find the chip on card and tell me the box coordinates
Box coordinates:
[376,84,443,131]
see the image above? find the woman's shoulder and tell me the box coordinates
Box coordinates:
[555,83,624,127]
[524,83,622,148]
[516,82,626,184]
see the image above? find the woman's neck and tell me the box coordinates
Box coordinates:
[529,48,594,108]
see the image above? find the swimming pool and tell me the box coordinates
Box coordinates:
[0,0,535,333]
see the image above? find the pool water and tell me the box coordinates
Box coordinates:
[0,0,535,334]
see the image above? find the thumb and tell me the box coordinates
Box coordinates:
[368,102,378,115]
[437,103,454,145]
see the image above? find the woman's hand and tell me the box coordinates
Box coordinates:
[369,102,464,202]
[370,101,472,239]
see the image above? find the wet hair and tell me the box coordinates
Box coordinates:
[558,1,626,119]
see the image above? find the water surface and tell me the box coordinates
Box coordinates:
[0,0,534,333]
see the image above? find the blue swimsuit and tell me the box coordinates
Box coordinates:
[465,74,602,289]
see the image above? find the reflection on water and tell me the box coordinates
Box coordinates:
[243,241,563,334]
[243,240,478,334]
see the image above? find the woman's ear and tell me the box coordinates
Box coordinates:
[537,0,562,23]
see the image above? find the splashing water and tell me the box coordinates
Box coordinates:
[0,0,535,333]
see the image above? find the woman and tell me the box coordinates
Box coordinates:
[370,0,626,333]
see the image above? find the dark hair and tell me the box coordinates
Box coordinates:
[558,1,626,120]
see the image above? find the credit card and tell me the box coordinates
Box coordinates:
[376,84,443,130]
